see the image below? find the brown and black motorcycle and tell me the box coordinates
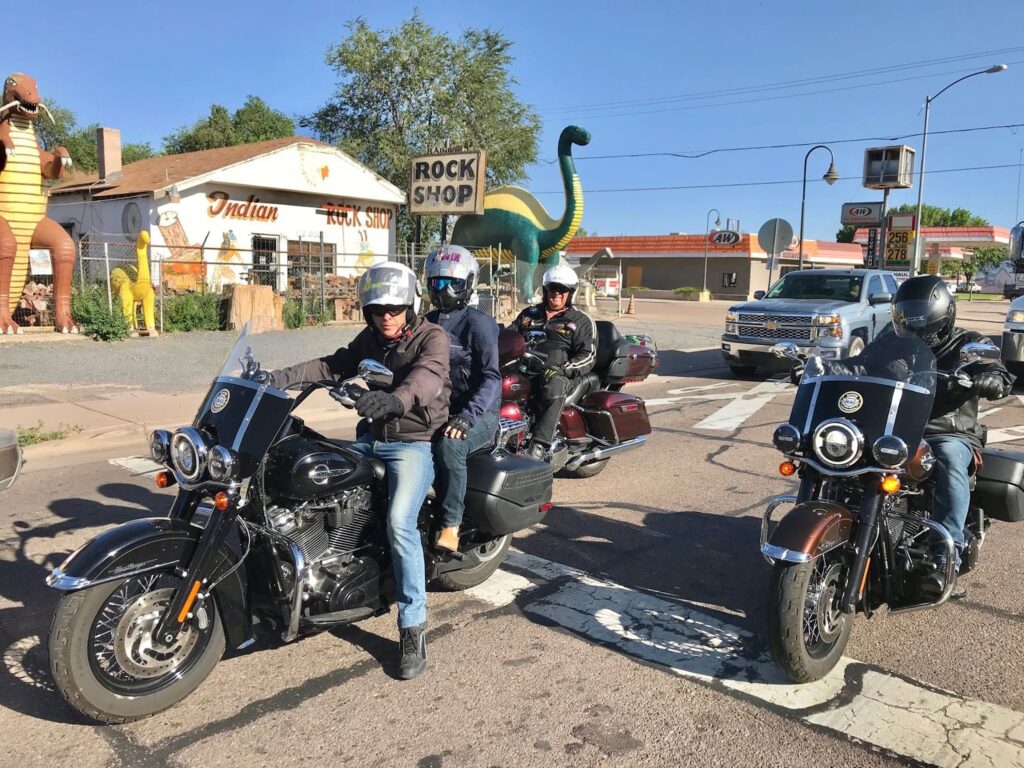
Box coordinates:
[496,321,657,477]
[761,338,1024,682]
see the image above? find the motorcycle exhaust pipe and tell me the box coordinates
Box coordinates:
[564,436,646,471]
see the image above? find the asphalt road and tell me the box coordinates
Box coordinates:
[4,348,1024,767]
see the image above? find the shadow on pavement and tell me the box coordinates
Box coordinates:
[0,482,172,724]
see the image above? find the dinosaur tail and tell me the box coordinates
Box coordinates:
[538,126,588,259]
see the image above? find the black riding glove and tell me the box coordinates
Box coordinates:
[355,391,405,420]
[443,415,473,440]
[973,371,1009,400]
[543,364,565,382]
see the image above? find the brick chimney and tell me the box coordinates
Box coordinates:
[96,127,122,182]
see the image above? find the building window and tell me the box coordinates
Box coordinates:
[722,271,737,288]
[251,235,278,287]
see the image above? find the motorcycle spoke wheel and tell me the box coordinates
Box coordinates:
[801,556,845,658]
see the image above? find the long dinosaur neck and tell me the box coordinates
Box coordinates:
[136,242,151,283]
[539,132,583,258]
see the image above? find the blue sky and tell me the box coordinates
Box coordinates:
[11,0,1024,241]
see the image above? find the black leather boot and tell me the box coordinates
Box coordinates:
[398,623,427,680]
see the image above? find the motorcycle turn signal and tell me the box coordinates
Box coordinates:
[881,475,901,494]
[779,461,797,477]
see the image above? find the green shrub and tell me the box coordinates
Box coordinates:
[283,297,334,329]
[283,298,305,329]
[625,285,647,294]
[71,285,131,341]
[161,292,222,332]
[17,420,83,445]
[673,286,701,295]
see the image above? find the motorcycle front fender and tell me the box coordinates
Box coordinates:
[762,501,855,564]
[46,517,252,649]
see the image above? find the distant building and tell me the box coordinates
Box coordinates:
[566,234,863,301]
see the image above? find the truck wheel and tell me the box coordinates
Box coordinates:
[847,336,865,357]
[728,364,757,378]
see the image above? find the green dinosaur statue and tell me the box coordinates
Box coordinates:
[451,125,589,301]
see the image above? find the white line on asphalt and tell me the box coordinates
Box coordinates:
[109,456,162,475]
[984,425,1024,444]
[693,376,792,431]
[979,407,1002,419]
[469,550,1024,768]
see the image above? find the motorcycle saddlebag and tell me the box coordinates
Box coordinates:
[604,343,658,384]
[973,449,1024,522]
[464,451,553,536]
[580,391,652,442]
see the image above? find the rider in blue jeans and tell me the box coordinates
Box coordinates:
[888,276,1013,598]
[423,245,501,552]
[270,262,450,679]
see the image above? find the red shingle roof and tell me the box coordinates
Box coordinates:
[50,136,328,199]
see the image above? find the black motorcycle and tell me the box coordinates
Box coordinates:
[46,327,552,723]
[761,337,1024,682]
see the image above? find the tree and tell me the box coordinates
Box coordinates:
[301,13,541,246]
[35,99,154,173]
[889,204,988,227]
[835,224,856,243]
[966,245,1008,273]
[163,96,294,154]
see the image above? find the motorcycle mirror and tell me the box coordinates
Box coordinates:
[0,428,23,492]
[959,342,1000,367]
[357,359,394,389]
[771,342,800,360]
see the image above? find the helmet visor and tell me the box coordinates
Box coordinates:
[546,283,572,294]
[892,299,935,338]
[429,276,467,293]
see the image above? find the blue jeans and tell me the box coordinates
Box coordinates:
[348,437,434,629]
[433,411,499,528]
[927,435,973,560]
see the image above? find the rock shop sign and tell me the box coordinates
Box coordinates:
[409,150,487,215]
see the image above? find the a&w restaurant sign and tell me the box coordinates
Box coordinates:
[710,230,741,246]
[409,150,487,215]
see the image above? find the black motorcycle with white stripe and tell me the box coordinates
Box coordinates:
[761,338,1024,682]
[46,327,551,723]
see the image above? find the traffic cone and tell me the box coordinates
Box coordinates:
[626,292,636,315]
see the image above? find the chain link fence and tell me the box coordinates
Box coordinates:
[38,232,525,333]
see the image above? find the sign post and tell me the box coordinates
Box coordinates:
[758,218,794,288]
[883,213,917,281]
[409,150,487,216]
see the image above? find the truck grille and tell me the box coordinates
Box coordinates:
[737,325,812,340]
[737,314,812,325]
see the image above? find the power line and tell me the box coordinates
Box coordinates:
[541,45,1024,115]
[540,60,1024,120]
[540,121,1024,163]
[536,162,1022,195]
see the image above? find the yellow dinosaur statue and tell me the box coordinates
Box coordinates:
[110,231,157,335]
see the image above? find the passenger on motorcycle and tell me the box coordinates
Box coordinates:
[820,276,1013,598]
[423,245,501,553]
[513,263,597,459]
[269,262,450,679]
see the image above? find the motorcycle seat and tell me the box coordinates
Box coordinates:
[592,321,623,379]
[565,373,601,407]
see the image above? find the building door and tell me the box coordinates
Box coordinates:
[251,235,278,287]
[626,266,644,288]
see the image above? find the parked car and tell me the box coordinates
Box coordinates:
[956,280,983,294]
[720,268,899,377]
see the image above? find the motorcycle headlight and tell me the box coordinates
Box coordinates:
[150,430,171,464]
[208,445,238,481]
[772,423,801,453]
[872,435,909,468]
[171,428,208,482]
[812,419,864,468]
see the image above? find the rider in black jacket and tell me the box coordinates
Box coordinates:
[826,276,1013,598]
[513,264,596,459]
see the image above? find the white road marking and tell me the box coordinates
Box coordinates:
[979,407,1002,419]
[469,550,1024,768]
[646,381,741,406]
[693,376,792,431]
[109,456,162,475]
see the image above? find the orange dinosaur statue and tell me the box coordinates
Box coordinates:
[110,231,158,335]
[0,73,76,333]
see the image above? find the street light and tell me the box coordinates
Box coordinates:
[702,208,721,293]
[912,63,1008,275]
[798,145,839,271]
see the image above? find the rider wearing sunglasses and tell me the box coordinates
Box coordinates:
[513,263,596,459]
[423,245,501,553]
[268,261,450,680]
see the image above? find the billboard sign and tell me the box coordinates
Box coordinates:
[841,201,884,226]
[409,150,487,215]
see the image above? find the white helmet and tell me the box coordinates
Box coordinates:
[358,261,421,321]
[424,245,478,311]
[542,264,579,302]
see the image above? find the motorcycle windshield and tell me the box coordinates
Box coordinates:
[788,335,936,466]
[193,324,296,477]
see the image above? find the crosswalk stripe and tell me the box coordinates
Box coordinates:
[470,551,1024,767]
[109,456,162,475]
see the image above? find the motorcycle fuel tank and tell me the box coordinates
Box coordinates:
[502,372,531,403]
[266,436,375,500]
